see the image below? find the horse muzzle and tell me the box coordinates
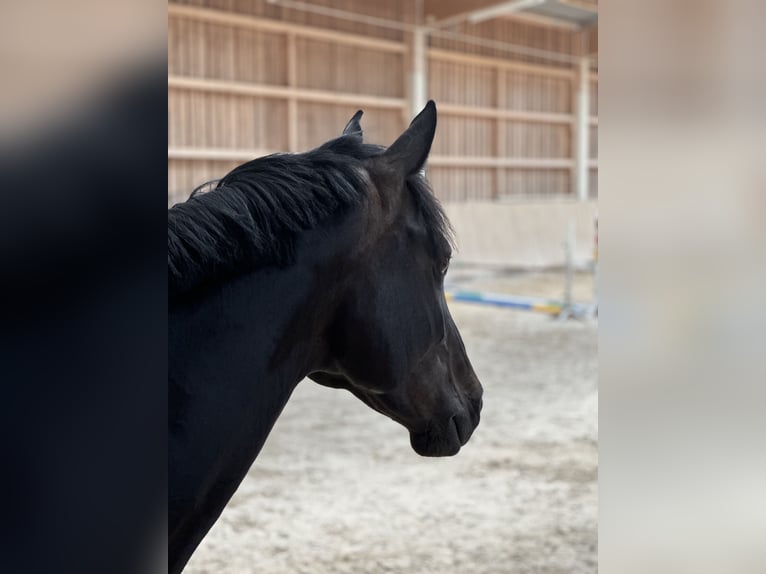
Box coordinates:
[409,392,482,457]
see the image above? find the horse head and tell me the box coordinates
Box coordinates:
[310,102,483,456]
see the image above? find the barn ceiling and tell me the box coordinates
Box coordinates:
[424,0,597,27]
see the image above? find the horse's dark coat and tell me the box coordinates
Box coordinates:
[168,102,482,573]
[168,136,452,298]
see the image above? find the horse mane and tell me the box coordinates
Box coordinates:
[168,136,452,298]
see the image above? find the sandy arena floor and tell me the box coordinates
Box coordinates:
[185,271,598,574]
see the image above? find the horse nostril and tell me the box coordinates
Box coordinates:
[470,397,482,426]
[450,415,465,444]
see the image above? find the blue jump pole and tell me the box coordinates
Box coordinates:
[445,290,564,315]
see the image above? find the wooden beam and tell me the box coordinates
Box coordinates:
[168,75,407,109]
[439,102,574,124]
[424,0,513,24]
[410,27,428,117]
[559,0,598,14]
[168,3,406,53]
[574,54,591,200]
[168,147,582,170]
[429,48,575,79]
[429,156,573,168]
[168,148,276,161]
[499,11,580,30]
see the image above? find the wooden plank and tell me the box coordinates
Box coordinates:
[429,156,573,168]
[439,102,573,124]
[167,2,591,201]
[425,0,520,24]
[168,147,276,161]
[429,48,575,79]
[168,3,406,53]
[168,75,407,109]
[410,27,428,117]
[167,148,580,169]
[575,54,590,200]
[559,0,599,14]
[500,11,580,30]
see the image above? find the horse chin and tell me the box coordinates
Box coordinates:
[409,414,474,457]
[410,433,461,457]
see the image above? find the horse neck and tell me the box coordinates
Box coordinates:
[169,221,352,447]
[168,214,359,570]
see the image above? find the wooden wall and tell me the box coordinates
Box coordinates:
[168,1,598,205]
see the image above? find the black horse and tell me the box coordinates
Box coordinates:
[168,101,483,573]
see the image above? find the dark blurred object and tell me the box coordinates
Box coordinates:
[0,60,167,574]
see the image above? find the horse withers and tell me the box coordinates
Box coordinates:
[168,101,483,572]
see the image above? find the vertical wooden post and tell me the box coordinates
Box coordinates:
[411,26,428,118]
[407,0,427,121]
[495,68,506,200]
[286,32,298,152]
[574,31,590,201]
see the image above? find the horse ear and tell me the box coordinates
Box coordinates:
[342,110,364,142]
[381,100,437,176]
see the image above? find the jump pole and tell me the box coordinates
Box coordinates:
[445,290,566,315]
